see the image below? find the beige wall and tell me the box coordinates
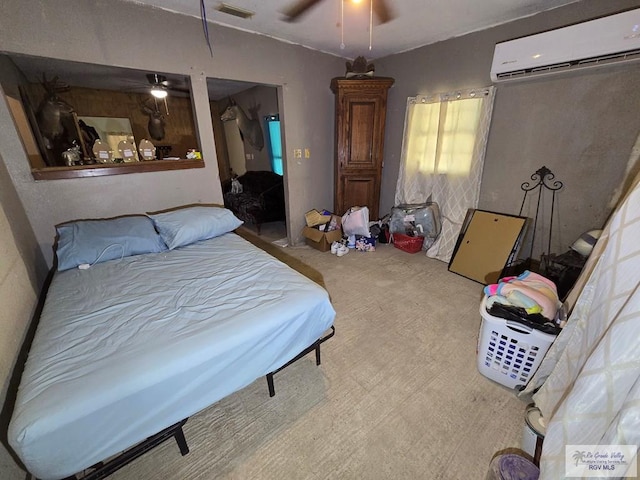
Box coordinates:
[0,154,42,478]
[0,206,35,479]
[219,85,279,175]
[0,1,343,474]
[0,0,345,267]
[2,0,638,264]
[233,85,279,173]
[376,0,640,258]
[2,1,639,476]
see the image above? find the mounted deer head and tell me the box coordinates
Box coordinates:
[247,101,261,121]
[35,74,74,150]
[220,97,264,151]
[219,97,237,122]
[141,98,166,141]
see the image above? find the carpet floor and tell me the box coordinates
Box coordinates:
[110,240,530,480]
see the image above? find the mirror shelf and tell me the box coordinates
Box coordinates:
[31,158,204,180]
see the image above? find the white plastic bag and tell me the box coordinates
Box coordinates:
[389,203,441,242]
[342,206,370,237]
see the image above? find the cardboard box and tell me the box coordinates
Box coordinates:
[305,209,332,227]
[302,226,343,252]
[302,215,342,252]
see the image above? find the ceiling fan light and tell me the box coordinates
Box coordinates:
[151,87,168,99]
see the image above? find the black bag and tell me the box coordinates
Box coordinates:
[377,223,390,243]
[488,303,561,335]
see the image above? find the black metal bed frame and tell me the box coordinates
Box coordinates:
[40,326,335,480]
[266,326,335,397]
[59,419,190,480]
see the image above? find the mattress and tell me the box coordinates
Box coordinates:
[8,233,335,480]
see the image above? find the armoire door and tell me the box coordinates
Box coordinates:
[331,77,394,220]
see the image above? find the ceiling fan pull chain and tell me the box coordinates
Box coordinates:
[340,0,345,50]
[369,0,373,51]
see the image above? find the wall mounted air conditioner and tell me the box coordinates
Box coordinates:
[491,8,640,81]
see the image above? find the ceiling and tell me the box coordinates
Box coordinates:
[124,0,580,60]
[9,0,581,99]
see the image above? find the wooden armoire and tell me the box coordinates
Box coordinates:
[330,77,394,220]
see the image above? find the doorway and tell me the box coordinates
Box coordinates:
[209,81,287,243]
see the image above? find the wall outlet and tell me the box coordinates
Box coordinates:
[294,149,302,158]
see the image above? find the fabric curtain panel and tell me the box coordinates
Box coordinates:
[520,169,640,479]
[395,87,495,262]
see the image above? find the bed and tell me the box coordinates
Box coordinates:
[8,206,336,480]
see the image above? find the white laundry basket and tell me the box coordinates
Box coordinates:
[477,297,557,390]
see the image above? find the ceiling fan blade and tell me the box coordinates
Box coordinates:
[146,73,168,86]
[283,0,324,22]
[373,0,395,24]
[167,85,191,94]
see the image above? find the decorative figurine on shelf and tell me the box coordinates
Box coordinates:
[345,56,375,78]
[186,149,201,159]
[138,139,156,161]
[61,142,82,166]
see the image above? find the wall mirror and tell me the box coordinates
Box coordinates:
[78,116,140,163]
[1,53,204,180]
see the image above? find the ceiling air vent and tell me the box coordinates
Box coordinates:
[216,3,255,19]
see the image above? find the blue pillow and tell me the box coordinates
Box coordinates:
[56,216,167,271]
[148,206,243,250]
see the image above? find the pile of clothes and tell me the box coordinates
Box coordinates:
[484,271,564,335]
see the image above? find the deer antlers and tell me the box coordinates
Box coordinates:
[40,73,70,97]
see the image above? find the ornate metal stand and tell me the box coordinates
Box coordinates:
[518,166,563,260]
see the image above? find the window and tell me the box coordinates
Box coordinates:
[395,87,495,262]
[401,95,483,178]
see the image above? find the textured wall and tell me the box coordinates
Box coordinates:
[482,67,640,257]
[0,206,36,479]
[376,0,640,258]
[0,153,42,478]
[0,0,344,266]
[231,85,280,173]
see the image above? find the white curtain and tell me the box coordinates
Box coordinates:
[394,87,496,262]
[522,169,640,479]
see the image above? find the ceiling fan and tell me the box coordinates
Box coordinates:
[144,73,191,98]
[283,0,395,24]
[139,73,189,116]
[147,73,170,98]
